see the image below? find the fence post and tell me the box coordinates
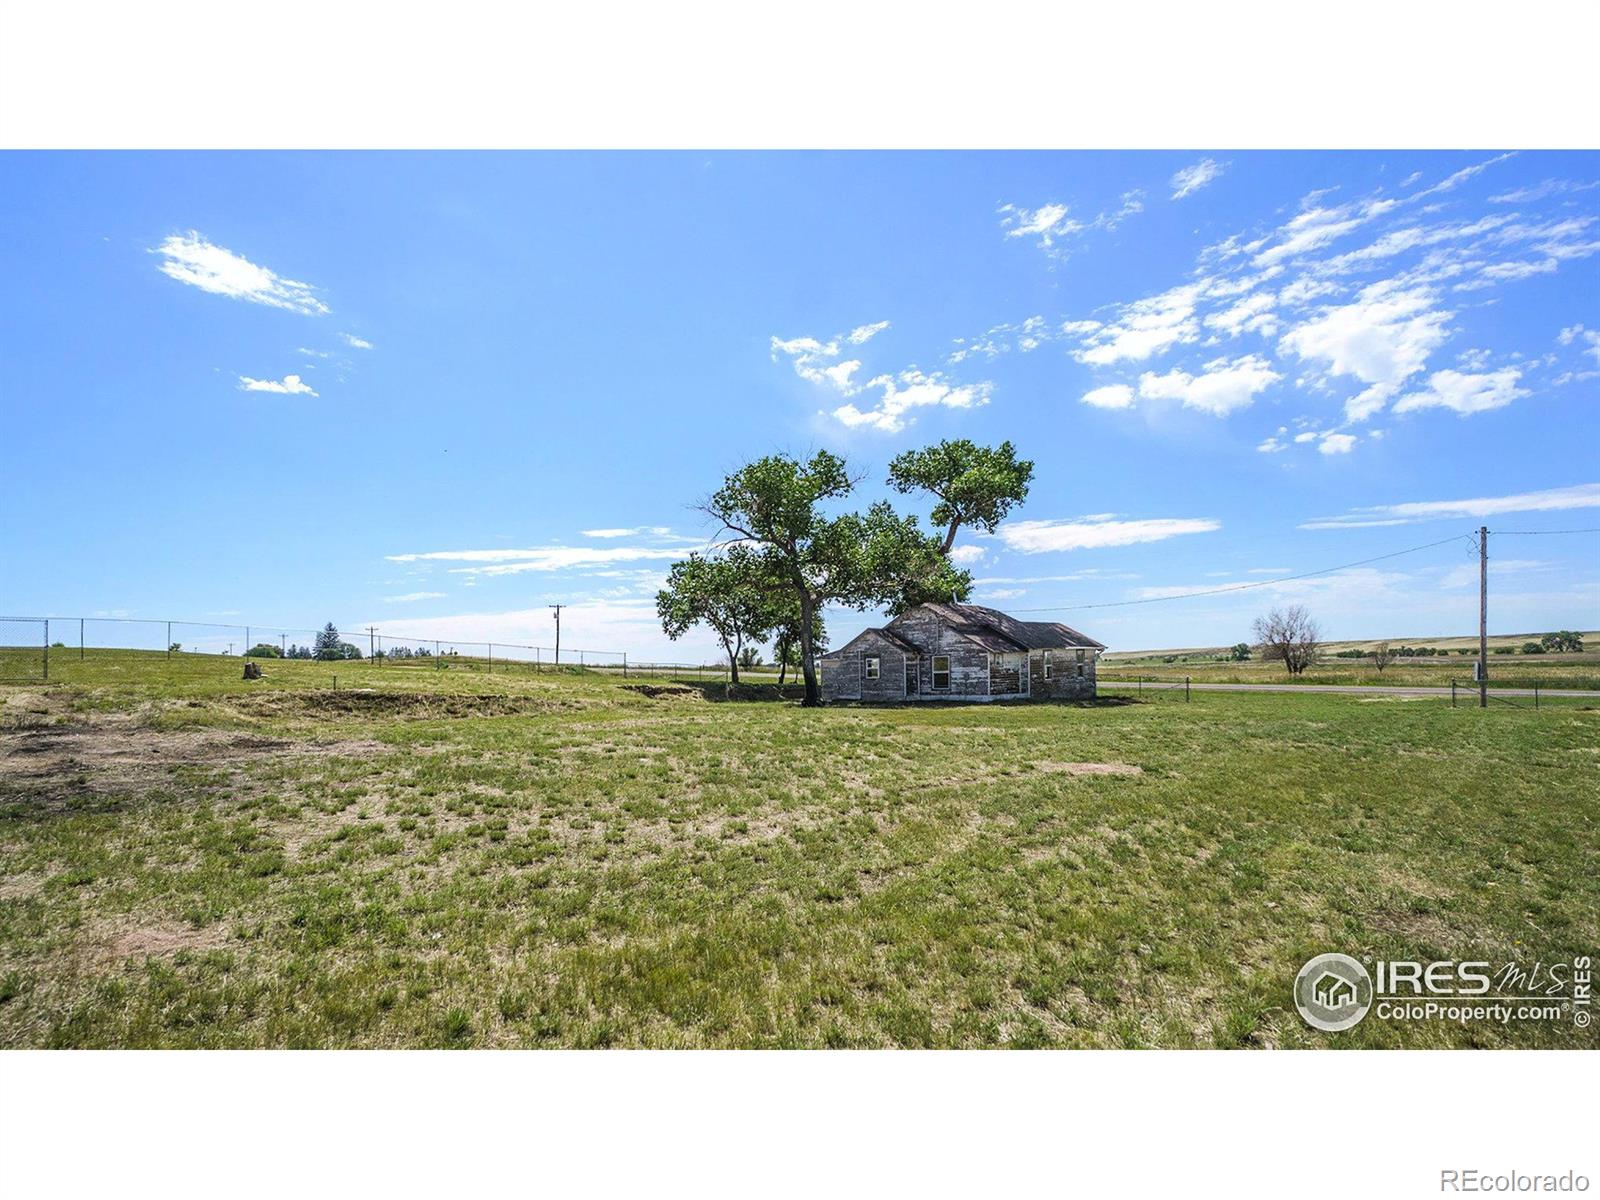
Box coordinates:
[1535,683,1539,710]
[623,653,628,679]
[43,619,49,681]
[487,643,493,674]
[80,617,84,661]
[1186,676,1190,703]
[1451,679,1456,707]
[167,621,172,660]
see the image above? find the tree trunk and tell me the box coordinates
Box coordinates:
[723,634,740,685]
[798,594,821,706]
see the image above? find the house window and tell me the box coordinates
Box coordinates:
[932,655,950,689]
[864,656,880,680]
[1043,651,1052,679]
[1076,663,1085,678]
[1076,648,1086,663]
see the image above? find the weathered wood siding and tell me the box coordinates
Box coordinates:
[1029,647,1096,699]
[820,631,909,702]
[989,652,1025,696]
[888,609,990,698]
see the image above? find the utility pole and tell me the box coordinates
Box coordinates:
[80,617,84,661]
[550,604,564,666]
[281,633,287,655]
[167,621,172,660]
[1479,525,1489,710]
[367,626,377,664]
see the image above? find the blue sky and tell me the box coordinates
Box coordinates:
[3,151,1597,659]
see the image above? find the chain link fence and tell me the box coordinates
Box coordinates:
[0,614,746,682]
[0,618,49,681]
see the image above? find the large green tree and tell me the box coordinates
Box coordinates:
[887,438,1034,554]
[702,450,960,706]
[656,545,777,684]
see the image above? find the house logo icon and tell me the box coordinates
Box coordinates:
[1294,953,1373,1032]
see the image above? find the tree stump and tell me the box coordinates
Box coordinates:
[243,661,263,680]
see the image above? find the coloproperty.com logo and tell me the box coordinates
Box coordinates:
[1293,952,1593,1032]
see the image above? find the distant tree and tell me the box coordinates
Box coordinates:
[657,545,777,684]
[887,439,1034,554]
[1371,642,1393,672]
[169,642,182,654]
[1541,630,1583,653]
[1522,641,1545,655]
[245,643,283,658]
[737,646,762,671]
[1228,642,1251,661]
[314,623,343,661]
[1252,605,1322,677]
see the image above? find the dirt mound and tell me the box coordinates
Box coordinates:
[621,684,700,700]
[232,690,554,719]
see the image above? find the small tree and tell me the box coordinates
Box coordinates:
[1370,641,1393,672]
[1252,605,1322,677]
[737,646,761,671]
[169,642,182,654]
[656,545,777,684]
[1521,641,1545,655]
[245,643,283,658]
[1228,642,1251,661]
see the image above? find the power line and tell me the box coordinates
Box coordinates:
[1493,528,1600,536]
[1005,533,1474,614]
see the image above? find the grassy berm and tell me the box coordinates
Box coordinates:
[1,651,1595,1048]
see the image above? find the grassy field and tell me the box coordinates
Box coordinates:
[1102,630,1600,690]
[1,650,1596,1048]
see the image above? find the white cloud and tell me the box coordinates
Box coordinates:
[1317,432,1358,455]
[238,373,317,396]
[1256,435,1288,454]
[1170,158,1226,200]
[1393,367,1529,416]
[1073,282,1204,365]
[998,202,1081,246]
[386,545,688,575]
[1293,431,1319,443]
[1137,354,1281,416]
[580,526,677,539]
[1081,384,1134,410]
[341,332,374,349]
[999,515,1220,553]
[1300,483,1600,529]
[831,368,991,434]
[297,347,332,359]
[847,320,890,344]
[1490,179,1599,204]
[948,544,988,566]
[1558,324,1600,362]
[1205,292,1278,338]
[1277,282,1452,421]
[1407,152,1516,201]
[978,587,1026,600]
[383,591,446,603]
[1252,197,1396,268]
[153,231,328,315]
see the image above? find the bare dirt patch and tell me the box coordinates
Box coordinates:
[1033,761,1144,777]
[0,715,386,812]
[84,920,230,963]
[231,689,563,720]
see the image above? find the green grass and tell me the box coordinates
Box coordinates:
[1,651,1596,1048]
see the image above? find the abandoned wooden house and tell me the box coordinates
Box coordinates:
[819,602,1105,702]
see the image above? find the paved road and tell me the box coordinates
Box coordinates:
[1099,680,1600,699]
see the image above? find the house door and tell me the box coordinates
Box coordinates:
[904,655,918,696]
